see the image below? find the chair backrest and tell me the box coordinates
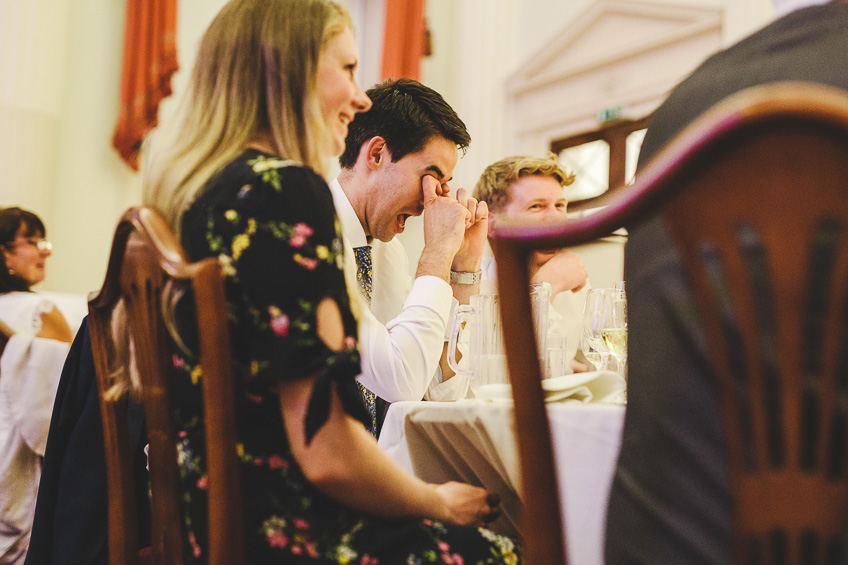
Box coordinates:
[0,319,12,375]
[88,207,243,565]
[492,82,848,565]
[0,319,12,348]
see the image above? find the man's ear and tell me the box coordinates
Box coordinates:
[487,211,497,238]
[364,136,388,171]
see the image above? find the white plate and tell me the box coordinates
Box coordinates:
[542,371,618,392]
[474,371,626,404]
[544,370,626,404]
[475,383,513,401]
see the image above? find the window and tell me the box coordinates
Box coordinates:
[551,117,648,211]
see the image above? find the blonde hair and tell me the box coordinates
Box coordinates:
[472,153,575,213]
[142,0,351,232]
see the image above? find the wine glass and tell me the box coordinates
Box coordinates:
[600,289,628,379]
[581,334,604,371]
[582,288,613,371]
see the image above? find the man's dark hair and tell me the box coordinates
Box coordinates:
[339,77,471,169]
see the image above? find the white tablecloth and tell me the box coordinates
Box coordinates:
[378,400,625,564]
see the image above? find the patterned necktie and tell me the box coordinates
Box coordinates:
[352,245,373,304]
[352,245,377,435]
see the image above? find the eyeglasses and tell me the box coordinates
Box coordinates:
[5,238,53,253]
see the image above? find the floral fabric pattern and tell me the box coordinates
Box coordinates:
[174,149,522,564]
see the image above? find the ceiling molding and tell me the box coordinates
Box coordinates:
[508,0,726,151]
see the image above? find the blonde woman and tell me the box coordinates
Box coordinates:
[142,0,519,562]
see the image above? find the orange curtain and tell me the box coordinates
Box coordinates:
[112,0,179,171]
[380,0,426,81]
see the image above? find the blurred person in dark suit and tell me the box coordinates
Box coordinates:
[605,1,848,563]
[23,318,149,565]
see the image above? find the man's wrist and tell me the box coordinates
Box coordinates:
[451,255,482,270]
[416,246,454,282]
[450,249,483,273]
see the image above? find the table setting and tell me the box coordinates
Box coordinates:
[378,282,630,563]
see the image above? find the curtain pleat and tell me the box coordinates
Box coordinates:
[380,0,426,81]
[112,0,179,171]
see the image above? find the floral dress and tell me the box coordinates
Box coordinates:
[174,149,522,564]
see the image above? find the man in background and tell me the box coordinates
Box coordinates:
[606,0,848,562]
[333,78,488,434]
[472,154,589,372]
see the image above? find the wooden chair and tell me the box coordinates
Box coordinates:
[492,82,848,565]
[0,319,12,360]
[0,319,12,382]
[88,207,244,565]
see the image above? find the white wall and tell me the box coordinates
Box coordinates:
[0,0,775,295]
[397,0,774,277]
[0,0,73,289]
[0,0,228,295]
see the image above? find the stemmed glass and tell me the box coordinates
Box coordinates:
[580,334,604,371]
[600,289,628,379]
[582,289,614,371]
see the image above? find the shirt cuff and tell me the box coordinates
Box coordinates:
[405,275,453,317]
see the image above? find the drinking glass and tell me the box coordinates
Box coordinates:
[545,333,568,379]
[580,334,604,371]
[600,289,628,379]
[582,288,613,371]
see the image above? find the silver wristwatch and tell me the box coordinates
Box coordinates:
[449,270,482,284]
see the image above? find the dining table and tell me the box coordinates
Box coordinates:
[378,399,626,564]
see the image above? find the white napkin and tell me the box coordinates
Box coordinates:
[475,371,626,405]
[1,334,70,453]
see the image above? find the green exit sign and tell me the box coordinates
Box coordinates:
[597,106,622,123]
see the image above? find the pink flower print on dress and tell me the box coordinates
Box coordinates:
[267,455,288,470]
[188,531,202,558]
[293,518,309,530]
[266,531,289,549]
[173,354,185,368]
[294,222,314,236]
[361,555,379,565]
[268,306,289,336]
[289,222,314,248]
[196,476,208,490]
[292,254,318,271]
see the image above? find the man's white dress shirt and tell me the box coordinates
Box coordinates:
[329,179,467,401]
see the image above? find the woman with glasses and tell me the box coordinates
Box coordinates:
[0,206,72,564]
